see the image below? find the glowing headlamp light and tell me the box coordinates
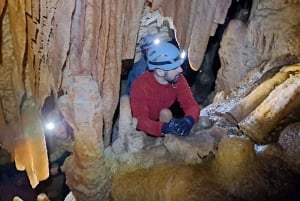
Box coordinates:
[180,50,186,59]
[46,122,55,130]
[153,38,160,45]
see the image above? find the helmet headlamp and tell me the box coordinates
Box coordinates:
[153,38,160,45]
[180,50,186,59]
[46,122,55,130]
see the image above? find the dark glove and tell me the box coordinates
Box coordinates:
[161,116,195,136]
[177,116,195,136]
[161,118,182,135]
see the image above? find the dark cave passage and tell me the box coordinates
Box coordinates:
[190,0,252,107]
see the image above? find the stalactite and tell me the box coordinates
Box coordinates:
[14,97,49,188]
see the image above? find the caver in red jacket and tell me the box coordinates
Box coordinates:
[130,71,200,137]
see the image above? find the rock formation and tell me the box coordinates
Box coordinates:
[0,0,300,201]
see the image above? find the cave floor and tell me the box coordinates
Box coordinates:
[1,154,300,201]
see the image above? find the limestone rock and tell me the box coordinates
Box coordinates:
[278,122,300,173]
[239,68,300,143]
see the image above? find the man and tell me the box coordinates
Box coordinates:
[38,109,73,200]
[130,42,200,137]
[126,33,171,95]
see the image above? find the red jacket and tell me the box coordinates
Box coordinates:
[130,71,200,137]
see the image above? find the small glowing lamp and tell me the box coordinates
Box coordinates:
[153,38,160,45]
[180,50,186,59]
[46,122,55,130]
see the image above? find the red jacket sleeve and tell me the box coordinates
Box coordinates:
[176,75,200,122]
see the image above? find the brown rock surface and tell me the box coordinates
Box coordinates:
[216,0,300,93]
[0,0,300,200]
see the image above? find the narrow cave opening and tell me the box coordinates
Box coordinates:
[0,90,73,201]
[38,91,72,200]
[191,0,252,107]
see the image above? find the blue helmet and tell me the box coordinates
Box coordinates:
[147,42,185,71]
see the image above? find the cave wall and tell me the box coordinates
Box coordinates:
[216,0,300,94]
[0,0,300,200]
[0,0,232,200]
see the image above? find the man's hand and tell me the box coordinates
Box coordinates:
[162,116,195,136]
[177,116,195,136]
[50,163,60,176]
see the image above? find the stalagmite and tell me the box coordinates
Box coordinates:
[59,75,112,201]
[36,193,51,201]
[112,95,138,154]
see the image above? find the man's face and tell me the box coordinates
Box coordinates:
[163,66,183,83]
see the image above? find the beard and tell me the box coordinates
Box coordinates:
[166,74,180,83]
